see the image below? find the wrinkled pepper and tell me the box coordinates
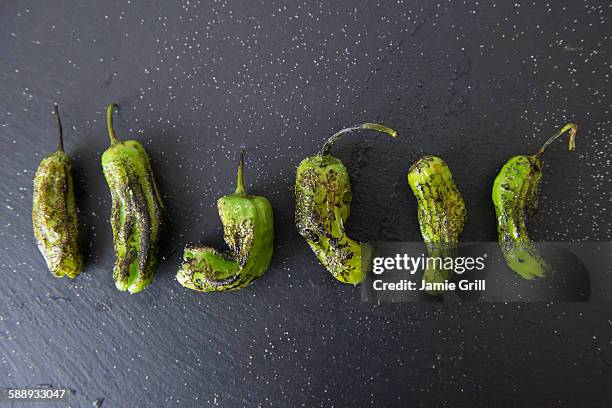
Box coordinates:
[492,123,578,279]
[408,156,466,295]
[176,151,274,291]
[32,104,83,278]
[102,103,165,293]
[295,123,397,285]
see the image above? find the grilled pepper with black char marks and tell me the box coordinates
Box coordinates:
[295,123,397,285]
[102,103,165,294]
[408,156,466,295]
[492,123,577,279]
[32,104,83,278]
[176,151,274,292]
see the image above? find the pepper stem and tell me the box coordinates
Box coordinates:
[53,104,64,152]
[535,123,578,157]
[319,123,398,156]
[235,149,246,196]
[107,102,120,145]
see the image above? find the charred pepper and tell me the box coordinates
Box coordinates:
[408,156,466,295]
[102,103,165,293]
[295,123,397,285]
[32,104,83,278]
[492,123,578,279]
[176,151,274,292]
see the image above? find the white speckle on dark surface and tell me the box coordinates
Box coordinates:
[0,1,611,406]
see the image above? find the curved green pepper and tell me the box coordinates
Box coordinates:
[295,123,397,285]
[102,103,166,294]
[176,151,274,292]
[32,104,83,278]
[408,156,466,295]
[492,123,578,279]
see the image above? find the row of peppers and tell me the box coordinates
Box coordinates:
[32,103,578,295]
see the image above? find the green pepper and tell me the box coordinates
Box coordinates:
[492,123,578,279]
[101,103,166,294]
[408,156,466,295]
[32,104,83,278]
[295,123,397,285]
[176,151,274,292]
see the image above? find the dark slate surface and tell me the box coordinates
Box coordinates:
[1,1,611,407]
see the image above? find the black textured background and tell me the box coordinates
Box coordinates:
[1,1,611,407]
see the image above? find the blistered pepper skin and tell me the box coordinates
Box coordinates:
[492,123,577,280]
[102,103,165,294]
[295,123,396,285]
[408,156,466,295]
[176,152,274,292]
[32,105,83,278]
[295,155,371,284]
[492,156,548,279]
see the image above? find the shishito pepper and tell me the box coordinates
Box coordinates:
[32,104,83,278]
[102,103,165,293]
[176,151,274,292]
[295,123,397,285]
[408,156,466,295]
[492,123,578,279]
